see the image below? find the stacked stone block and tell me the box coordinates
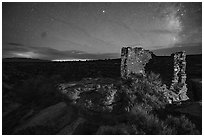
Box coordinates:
[120,47,189,103]
[170,51,189,101]
[121,47,152,79]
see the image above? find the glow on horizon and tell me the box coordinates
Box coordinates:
[13,52,39,58]
[52,59,92,62]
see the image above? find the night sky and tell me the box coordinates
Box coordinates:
[2,2,202,60]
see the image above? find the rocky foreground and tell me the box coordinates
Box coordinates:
[3,76,201,135]
[8,101,201,135]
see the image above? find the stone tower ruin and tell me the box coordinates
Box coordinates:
[120,47,189,103]
[170,51,189,101]
[121,47,152,79]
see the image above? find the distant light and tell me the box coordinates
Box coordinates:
[102,10,106,13]
[52,59,91,62]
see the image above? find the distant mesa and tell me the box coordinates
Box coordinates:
[2,57,51,62]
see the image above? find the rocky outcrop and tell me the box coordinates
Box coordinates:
[59,78,121,113]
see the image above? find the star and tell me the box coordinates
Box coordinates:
[50,18,54,22]
[173,37,176,41]
[2,2,202,59]
[31,8,35,12]
[25,28,29,32]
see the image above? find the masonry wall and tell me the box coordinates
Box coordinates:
[121,47,152,79]
[145,55,174,86]
[121,47,190,102]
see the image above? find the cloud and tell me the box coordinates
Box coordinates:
[48,15,116,50]
[147,29,177,34]
[153,42,202,56]
[104,18,131,31]
[3,42,28,52]
[7,42,25,46]
[48,15,91,37]
[3,42,120,60]
[65,39,90,48]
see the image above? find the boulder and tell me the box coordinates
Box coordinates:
[59,78,121,114]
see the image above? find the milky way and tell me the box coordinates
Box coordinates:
[2,2,202,60]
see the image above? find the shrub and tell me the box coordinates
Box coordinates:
[124,105,200,135]
[117,73,200,135]
[164,115,200,135]
[127,105,174,135]
[15,125,57,135]
[96,124,140,135]
[122,72,168,112]
[15,75,63,109]
[96,104,200,135]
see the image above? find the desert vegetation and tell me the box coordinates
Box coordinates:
[2,57,202,135]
